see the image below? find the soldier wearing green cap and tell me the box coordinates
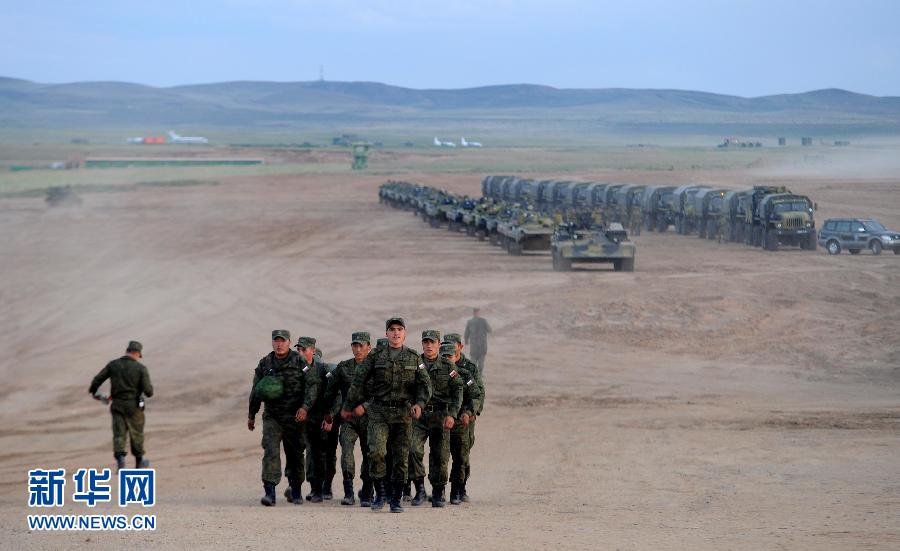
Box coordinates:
[342,316,432,513]
[89,340,154,471]
[248,330,319,507]
[464,308,492,374]
[407,331,463,508]
[292,336,336,503]
[443,333,484,504]
[323,331,373,506]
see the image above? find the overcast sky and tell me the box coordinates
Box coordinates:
[2,0,898,97]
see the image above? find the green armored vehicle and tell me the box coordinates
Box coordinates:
[498,209,556,255]
[551,222,636,272]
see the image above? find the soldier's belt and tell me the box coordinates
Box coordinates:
[424,402,449,412]
[373,399,408,408]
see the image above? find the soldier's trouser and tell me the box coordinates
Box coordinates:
[261,416,305,486]
[323,419,339,486]
[409,411,451,486]
[367,404,412,483]
[305,417,333,488]
[465,419,477,481]
[449,420,471,484]
[340,416,370,482]
[111,408,145,458]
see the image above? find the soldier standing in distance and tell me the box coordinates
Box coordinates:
[323,331,374,507]
[443,333,484,504]
[408,331,463,508]
[630,202,643,236]
[464,308,492,374]
[248,330,318,507]
[89,341,154,471]
[341,317,432,513]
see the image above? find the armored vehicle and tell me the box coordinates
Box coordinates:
[551,222,636,272]
[498,209,556,255]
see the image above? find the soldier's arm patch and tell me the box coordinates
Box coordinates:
[325,371,333,378]
[302,366,310,373]
[449,370,458,378]
[418,363,426,370]
[466,379,475,387]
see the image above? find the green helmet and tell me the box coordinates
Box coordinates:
[254,375,284,402]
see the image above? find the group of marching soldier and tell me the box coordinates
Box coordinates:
[248,314,488,513]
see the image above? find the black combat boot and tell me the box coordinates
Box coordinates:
[359,479,373,508]
[389,481,404,513]
[370,479,386,511]
[287,478,303,505]
[260,483,276,507]
[308,480,323,503]
[402,479,412,502]
[449,481,462,505]
[410,478,427,506]
[460,482,470,503]
[431,484,446,508]
[135,456,149,468]
[323,476,334,500]
[115,454,126,472]
[340,479,355,505]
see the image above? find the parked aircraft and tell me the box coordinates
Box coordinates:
[433,137,456,148]
[461,137,482,147]
[168,131,209,144]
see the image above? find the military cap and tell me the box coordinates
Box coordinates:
[385,316,406,329]
[439,342,457,357]
[126,340,143,353]
[271,329,291,341]
[351,331,371,344]
[443,333,462,345]
[295,336,316,349]
[421,329,441,342]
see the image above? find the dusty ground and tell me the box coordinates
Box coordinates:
[0,160,898,550]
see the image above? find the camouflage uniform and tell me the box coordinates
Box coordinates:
[323,332,373,505]
[629,205,642,236]
[408,334,463,506]
[89,341,154,467]
[448,352,483,503]
[345,318,432,510]
[716,215,728,243]
[464,315,492,374]
[445,332,486,501]
[296,337,337,501]
[249,334,318,490]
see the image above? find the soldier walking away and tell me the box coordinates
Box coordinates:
[408,331,463,508]
[89,341,154,471]
[629,204,643,236]
[341,317,432,513]
[444,333,485,503]
[294,337,336,503]
[464,308,493,374]
[248,330,318,507]
[323,331,374,507]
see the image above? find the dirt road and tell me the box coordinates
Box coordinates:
[0,169,897,549]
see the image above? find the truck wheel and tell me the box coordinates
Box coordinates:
[621,258,635,272]
[657,217,667,233]
[826,240,841,255]
[466,225,475,236]
[870,240,883,255]
[698,219,707,238]
[476,229,486,241]
[807,232,817,251]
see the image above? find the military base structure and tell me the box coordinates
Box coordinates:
[380,175,820,260]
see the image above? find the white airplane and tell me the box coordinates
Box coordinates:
[168,130,209,144]
[433,136,456,148]
[461,137,482,148]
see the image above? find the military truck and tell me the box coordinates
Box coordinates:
[551,222,636,272]
[706,190,740,241]
[689,188,728,238]
[753,193,818,251]
[498,209,556,255]
[736,186,789,246]
[676,186,711,235]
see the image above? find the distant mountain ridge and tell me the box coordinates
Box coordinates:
[1,77,899,133]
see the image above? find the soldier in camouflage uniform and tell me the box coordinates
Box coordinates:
[323,331,373,507]
[248,330,318,507]
[464,308,492,374]
[293,336,337,503]
[444,333,485,503]
[342,317,432,513]
[407,331,463,508]
[629,204,642,236]
[89,341,154,471]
